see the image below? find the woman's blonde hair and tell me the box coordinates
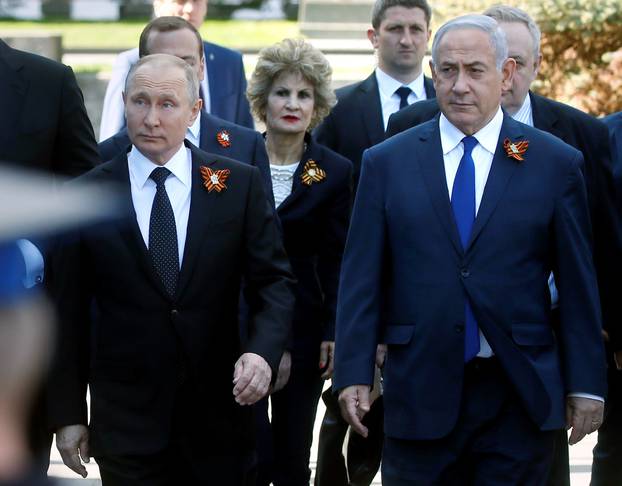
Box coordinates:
[247,38,336,130]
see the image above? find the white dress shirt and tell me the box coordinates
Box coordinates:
[99,47,210,141]
[186,114,202,148]
[440,107,504,357]
[440,107,604,401]
[375,68,427,130]
[128,144,192,267]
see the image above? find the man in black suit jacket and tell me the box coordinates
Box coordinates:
[386,8,622,484]
[98,16,274,207]
[314,0,435,192]
[50,54,294,485]
[0,37,99,473]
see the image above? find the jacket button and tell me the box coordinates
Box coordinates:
[171,309,179,318]
[460,268,470,278]
[455,324,464,333]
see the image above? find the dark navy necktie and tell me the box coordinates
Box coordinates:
[149,167,179,297]
[395,86,412,110]
[451,136,480,362]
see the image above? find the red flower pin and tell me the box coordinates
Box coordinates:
[301,159,326,186]
[503,138,529,161]
[216,130,231,148]
[200,166,230,193]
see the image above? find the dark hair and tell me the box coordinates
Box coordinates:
[138,16,203,59]
[371,0,432,29]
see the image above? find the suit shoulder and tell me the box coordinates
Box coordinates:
[603,111,622,131]
[521,123,583,167]
[203,41,243,62]
[204,113,260,139]
[537,95,607,134]
[8,47,69,80]
[192,146,255,174]
[368,119,435,160]
[316,143,353,175]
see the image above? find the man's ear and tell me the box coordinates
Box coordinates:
[198,55,206,82]
[188,98,202,127]
[501,57,517,92]
[367,28,379,49]
[429,59,437,84]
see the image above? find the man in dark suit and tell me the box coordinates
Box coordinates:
[335,14,606,485]
[386,7,622,483]
[591,110,622,486]
[0,37,99,473]
[314,0,435,191]
[98,16,274,206]
[50,54,294,485]
[99,0,253,141]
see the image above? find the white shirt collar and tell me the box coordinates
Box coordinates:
[511,93,533,126]
[128,143,192,190]
[375,67,426,101]
[439,107,504,156]
[187,112,201,141]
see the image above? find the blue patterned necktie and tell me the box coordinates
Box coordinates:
[395,86,412,110]
[451,136,480,362]
[149,167,179,297]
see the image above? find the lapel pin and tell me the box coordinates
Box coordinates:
[503,138,529,162]
[301,159,326,186]
[200,165,230,193]
[216,130,231,148]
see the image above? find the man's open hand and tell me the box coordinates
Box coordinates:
[56,424,90,478]
[233,352,272,405]
[566,396,604,445]
[338,385,371,438]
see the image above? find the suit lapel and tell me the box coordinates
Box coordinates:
[276,137,317,214]
[415,119,463,255]
[359,74,385,146]
[176,145,219,297]
[531,92,564,141]
[466,116,523,251]
[0,42,27,152]
[105,154,171,299]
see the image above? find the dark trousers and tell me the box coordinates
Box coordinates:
[96,382,257,486]
[591,360,622,485]
[256,359,324,486]
[382,358,555,486]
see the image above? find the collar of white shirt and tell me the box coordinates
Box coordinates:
[128,143,192,190]
[375,67,426,101]
[511,93,533,127]
[186,112,201,147]
[439,106,504,157]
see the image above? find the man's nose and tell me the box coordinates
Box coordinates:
[400,31,414,46]
[144,106,160,127]
[452,70,469,94]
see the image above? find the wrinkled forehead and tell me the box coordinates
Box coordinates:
[128,64,188,96]
[436,28,496,61]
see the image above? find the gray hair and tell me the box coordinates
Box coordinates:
[431,14,508,71]
[125,53,199,106]
[483,4,541,59]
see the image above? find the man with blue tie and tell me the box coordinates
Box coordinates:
[334,14,606,485]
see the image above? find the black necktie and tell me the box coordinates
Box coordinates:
[149,167,179,297]
[395,86,412,110]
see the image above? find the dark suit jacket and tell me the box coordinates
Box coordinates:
[0,38,99,456]
[48,143,295,458]
[0,39,98,175]
[98,111,274,207]
[277,135,352,349]
[203,41,254,129]
[603,111,622,205]
[386,92,622,351]
[334,114,606,440]
[314,72,435,190]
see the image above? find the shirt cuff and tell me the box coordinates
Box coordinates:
[16,239,44,288]
[567,392,604,403]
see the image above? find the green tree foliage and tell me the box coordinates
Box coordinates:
[438,0,622,115]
